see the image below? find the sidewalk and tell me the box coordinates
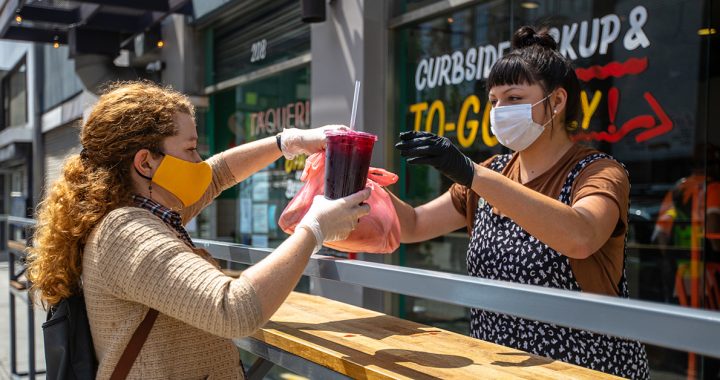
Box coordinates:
[0,261,46,380]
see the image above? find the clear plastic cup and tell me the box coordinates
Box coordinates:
[324,130,378,199]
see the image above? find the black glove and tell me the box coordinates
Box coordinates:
[395,131,475,187]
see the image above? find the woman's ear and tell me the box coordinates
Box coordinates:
[133,149,156,178]
[551,88,568,116]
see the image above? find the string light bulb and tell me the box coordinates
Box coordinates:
[698,28,717,36]
[156,40,164,48]
[15,15,22,24]
[53,35,59,49]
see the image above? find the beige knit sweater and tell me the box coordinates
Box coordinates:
[82,154,262,380]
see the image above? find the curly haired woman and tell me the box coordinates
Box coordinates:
[27,81,370,379]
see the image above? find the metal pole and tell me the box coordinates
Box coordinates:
[28,289,36,380]
[31,42,45,210]
[9,248,18,376]
[26,41,44,379]
[26,219,36,379]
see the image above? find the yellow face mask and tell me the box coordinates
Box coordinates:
[138,152,212,207]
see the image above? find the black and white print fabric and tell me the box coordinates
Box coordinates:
[466,153,650,379]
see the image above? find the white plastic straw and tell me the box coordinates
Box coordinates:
[349,80,361,130]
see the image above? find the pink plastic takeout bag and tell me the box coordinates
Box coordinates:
[278,152,400,254]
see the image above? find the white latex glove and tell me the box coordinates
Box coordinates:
[280,125,349,159]
[296,189,372,253]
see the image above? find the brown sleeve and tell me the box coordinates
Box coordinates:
[449,155,498,234]
[449,184,469,219]
[571,159,630,237]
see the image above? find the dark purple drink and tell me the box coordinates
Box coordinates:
[324,130,377,199]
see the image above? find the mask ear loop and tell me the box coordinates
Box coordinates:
[535,92,557,136]
[134,166,153,197]
[134,149,165,199]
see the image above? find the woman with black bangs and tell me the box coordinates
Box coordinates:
[390,26,649,378]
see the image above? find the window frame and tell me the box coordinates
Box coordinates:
[1,56,29,130]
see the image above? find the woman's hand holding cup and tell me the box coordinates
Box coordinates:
[280,125,349,159]
[296,188,371,253]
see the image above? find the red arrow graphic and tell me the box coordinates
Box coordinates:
[634,92,673,142]
[573,91,673,143]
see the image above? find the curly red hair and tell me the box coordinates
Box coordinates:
[27,81,194,306]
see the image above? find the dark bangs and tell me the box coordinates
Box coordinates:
[487,44,581,128]
[487,52,542,89]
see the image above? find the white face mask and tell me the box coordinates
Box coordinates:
[490,95,553,151]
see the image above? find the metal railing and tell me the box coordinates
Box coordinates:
[3,215,44,380]
[4,215,720,379]
[198,239,720,359]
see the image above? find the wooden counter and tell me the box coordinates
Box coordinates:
[250,292,621,379]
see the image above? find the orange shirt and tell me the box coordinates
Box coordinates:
[450,144,630,296]
[654,174,720,239]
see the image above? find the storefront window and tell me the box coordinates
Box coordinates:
[1,59,27,129]
[212,65,310,248]
[9,167,27,219]
[43,45,83,111]
[394,0,714,377]
[202,0,311,248]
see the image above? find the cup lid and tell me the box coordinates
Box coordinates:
[324,129,378,141]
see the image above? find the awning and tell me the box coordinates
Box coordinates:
[0,0,192,56]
